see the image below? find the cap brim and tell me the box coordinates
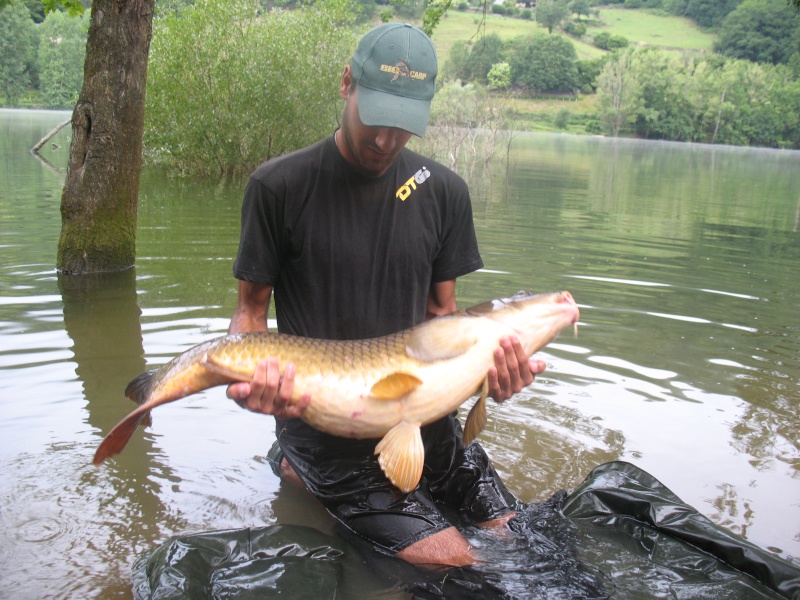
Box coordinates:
[357,86,431,138]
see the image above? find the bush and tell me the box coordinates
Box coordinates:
[145,0,358,176]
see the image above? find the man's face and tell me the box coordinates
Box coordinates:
[338,72,414,178]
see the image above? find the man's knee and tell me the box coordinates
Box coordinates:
[395,526,476,569]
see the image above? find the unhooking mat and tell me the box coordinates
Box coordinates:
[132,461,800,599]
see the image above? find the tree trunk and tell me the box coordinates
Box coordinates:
[57,0,154,275]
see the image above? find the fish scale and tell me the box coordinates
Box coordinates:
[94,291,580,493]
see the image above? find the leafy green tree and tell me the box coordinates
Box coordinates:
[444,40,472,82]
[670,0,740,27]
[715,0,800,65]
[144,0,358,176]
[575,56,606,93]
[38,10,89,108]
[0,1,38,106]
[536,0,571,33]
[508,32,579,93]
[570,0,591,19]
[467,32,505,84]
[596,48,642,136]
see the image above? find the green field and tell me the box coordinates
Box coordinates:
[428,6,718,133]
[431,7,716,63]
[593,8,716,50]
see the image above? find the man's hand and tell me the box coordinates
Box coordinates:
[226,358,311,419]
[487,336,546,403]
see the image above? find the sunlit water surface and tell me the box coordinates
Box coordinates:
[1,110,798,598]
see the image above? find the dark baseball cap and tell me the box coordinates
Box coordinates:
[350,23,438,137]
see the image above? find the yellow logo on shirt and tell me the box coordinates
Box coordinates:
[396,167,431,201]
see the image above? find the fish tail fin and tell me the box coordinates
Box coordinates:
[463,377,489,446]
[375,421,424,494]
[92,407,150,466]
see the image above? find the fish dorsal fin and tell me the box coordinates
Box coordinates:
[370,372,422,400]
[405,315,477,363]
[463,377,489,446]
[375,421,424,493]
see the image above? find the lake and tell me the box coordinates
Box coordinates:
[1,109,798,598]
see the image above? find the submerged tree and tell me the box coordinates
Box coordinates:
[56,0,155,274]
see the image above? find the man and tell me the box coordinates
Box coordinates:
[227,23,545,568]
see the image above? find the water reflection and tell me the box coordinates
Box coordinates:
[1,112,799,598]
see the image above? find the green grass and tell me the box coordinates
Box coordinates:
[591,8,716,51]
[431,6,716,61]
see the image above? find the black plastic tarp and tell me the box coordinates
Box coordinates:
[132,461,800,599]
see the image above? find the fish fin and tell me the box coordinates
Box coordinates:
[92,406,151,466]
[375,421,424,493]
[405,316,477,363]
[199,354,253,383]
[370,372,422,400]
[463,377,489,446]
[125,370,156,404]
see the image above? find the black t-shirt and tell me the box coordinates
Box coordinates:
[233,133,483,341]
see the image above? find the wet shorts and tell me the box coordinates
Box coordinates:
[272,412,517,555]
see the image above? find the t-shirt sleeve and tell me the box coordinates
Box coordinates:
[232,176,284,285]
[431,174,484,282]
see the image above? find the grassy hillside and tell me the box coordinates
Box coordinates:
[431,6,715,59]
[429,7,717,134]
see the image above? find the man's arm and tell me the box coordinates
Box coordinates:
[427,280,546,403]
[227,280,310,418]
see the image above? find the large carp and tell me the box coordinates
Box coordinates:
[94,291,579,492]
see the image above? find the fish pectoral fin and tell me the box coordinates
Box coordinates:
[370,372,422,400]
[199,353,253,383]
[463,377,489,446]
[375,421,424,493]
[404,316,477,363]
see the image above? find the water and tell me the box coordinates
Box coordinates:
[1,109,798,598]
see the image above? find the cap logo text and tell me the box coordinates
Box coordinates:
[380,61,428,81]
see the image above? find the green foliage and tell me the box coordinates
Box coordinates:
[593,31,630,50]
[467,32,505,84]
[508,32,579,93]
[443,32,505,84]
[563,20,587,37]
[570,0,591,19]
[714,0,800,65]
[666,0,740,28]
[144,0,358,176]
[0,1,39,106]
[576,56,606,93]
[536,0,571,32]
[37,10,88,108]
[596,49,642,135]
[487,61,511,89]
[413,80,514,170]
[595,47,800,147]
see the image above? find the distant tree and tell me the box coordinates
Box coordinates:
[576,56,606,93]
[37,10,89,108]
[715,0,800,64]
[596,49,642,136]
[570,0,591,19]
[467,32,506,84]
[0,1,38,106]
[668,0,740,28]
[508,32,579,93]
[536,0,571,33]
